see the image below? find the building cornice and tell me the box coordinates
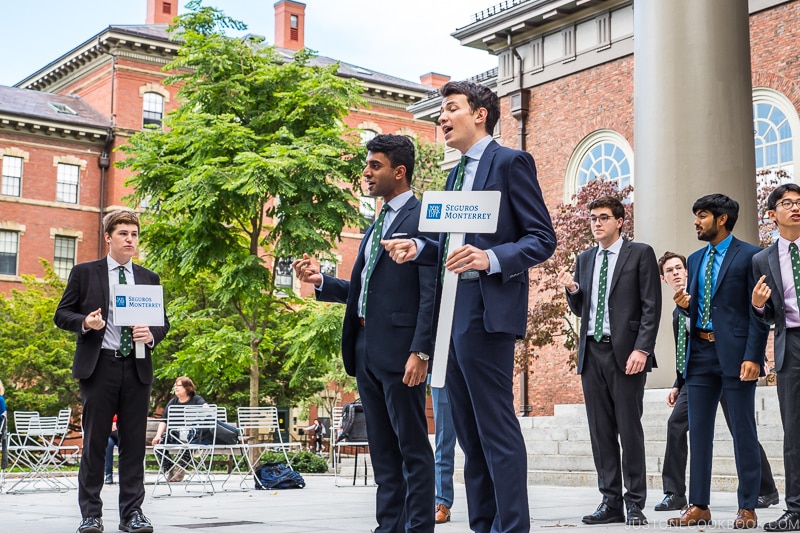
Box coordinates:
[0,115,108,143]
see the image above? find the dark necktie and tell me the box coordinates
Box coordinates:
[118,266,133,356]
[442,156,468,283]
[593,250,609,342]
[790,243,800,302]
[701,247,716,328]
[676,315,688,373]
[360,204,389,316]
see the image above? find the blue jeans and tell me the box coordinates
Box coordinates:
[432,385,456,508]
[104,434,118,476]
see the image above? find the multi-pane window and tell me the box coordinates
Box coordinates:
[275,257,294,289]
[0,230,19,276]
[56,163,79,203]
[754,101,793,174]
[576,141,631,191]
[54,235,76,280]
[2,155,22,196]
[143,92,164,129]
[360,129,377,146]
[320,260,337,278]
[360,196,376,234]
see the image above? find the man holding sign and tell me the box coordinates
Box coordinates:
[384,81,555,533]
[55,210,169,533]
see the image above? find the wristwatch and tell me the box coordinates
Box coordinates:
[416,352,430,361]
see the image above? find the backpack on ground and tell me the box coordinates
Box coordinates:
[254,462,305,490]
[337,401,368,442]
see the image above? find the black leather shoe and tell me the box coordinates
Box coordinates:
[655,493,688,511]
[77,516,103,533]
[627,503,648,525]
[757,491,780,509]
[764,511,800,532]
[582,503,625,525]
[119,510,153,533]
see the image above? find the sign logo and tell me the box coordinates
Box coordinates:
[427,203,442,219]
[115,296,127,308]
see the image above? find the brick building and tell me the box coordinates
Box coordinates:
[0,0,440,297]
[411,0,800,415]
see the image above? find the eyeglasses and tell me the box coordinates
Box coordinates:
[776,199,800,210]
[589,215,616,224]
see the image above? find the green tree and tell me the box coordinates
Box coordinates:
[118,2,365,407]
[412,137,448,196]
[0,262,78,415]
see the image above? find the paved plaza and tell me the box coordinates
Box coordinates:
[0,473,790,532]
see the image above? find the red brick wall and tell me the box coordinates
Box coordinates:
[750,0,800,110]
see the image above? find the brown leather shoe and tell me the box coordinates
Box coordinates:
[733,509,757,529]
[667,505,711,526]
[435,503,451,524]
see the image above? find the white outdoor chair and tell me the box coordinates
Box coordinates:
[213,406,252,492]
[331,405,373,487]
[237,406,301,489]
[152,403,218,497]
[5,408,79,493]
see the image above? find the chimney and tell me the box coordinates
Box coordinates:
[420,72,451,89]
[146,0,177,24]
[274,0,306,51]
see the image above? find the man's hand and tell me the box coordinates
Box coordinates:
[740,360,760,381]
[381,239,418,264]
[402,354,428,387]
[292,253,322,287]
[132,325,154,345]
[666,387,680,408]
[83,308,106,330]
[625,350,648,374]
[752,275,771,308]
[557,266,578,292]
[445,244,489,273]
[673,288,691,309]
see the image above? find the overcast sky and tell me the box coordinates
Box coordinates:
[0,0,498,87]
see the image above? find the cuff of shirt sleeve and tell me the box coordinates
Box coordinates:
[486,249,501,275]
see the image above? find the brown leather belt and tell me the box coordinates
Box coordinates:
[696,330,715,342]
[359,317,365,327]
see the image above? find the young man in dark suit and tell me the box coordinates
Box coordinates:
[668,194,769,529]
[656,251,778,513]
[384,80,556,533]
[557,196,661,526]
[752,183,800,532]
[55,210,169,533]
[293,134,435,533]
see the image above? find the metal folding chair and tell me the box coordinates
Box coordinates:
[331,405,373,487]
[152,404,218,497]
[213,406,252,492]
[5,409,79,493]
[237,406,302,489]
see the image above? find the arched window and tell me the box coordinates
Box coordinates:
[753,87,797,178]
[565,130,633,201]
[143,92,165,129]
[360,129,377,145]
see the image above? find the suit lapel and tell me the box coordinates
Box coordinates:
[767,242,785,296]
[714,237,740,296]
[583,248,597,314]
[96,258,110,317]
[607,239,630,295]
[471,141,498,192]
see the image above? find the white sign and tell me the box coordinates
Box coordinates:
[418,191,501,388]
[419,191,501,234]
[113,284,165,359]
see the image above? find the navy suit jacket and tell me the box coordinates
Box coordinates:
[417,140,556,338]
[317,196,436,376]
[566,239,661,374]
[684,236,768,377]
[54,257,169,385]
[752,242,790,372]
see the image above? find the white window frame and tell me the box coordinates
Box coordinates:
[2,155,22,197]
[564,129,634,202]
[753,87,798,178]
[143,92,165,129]
[56,163,80,204]
[53,235,77,280]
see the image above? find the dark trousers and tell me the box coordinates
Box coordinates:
[686,337,761,508]
[446,280,530,533]
[354,327,434,533]
[78,351,150,520]
[662,387,776,497]
[581,338,647,510]
[778,330,800,512]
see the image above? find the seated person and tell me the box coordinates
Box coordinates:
[151,376,206,482]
